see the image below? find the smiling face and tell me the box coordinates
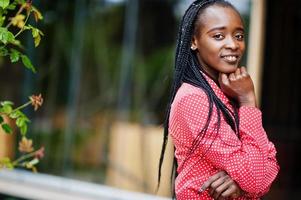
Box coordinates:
[191,4,245,81]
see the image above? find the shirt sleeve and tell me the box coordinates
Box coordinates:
[176,92,279,196]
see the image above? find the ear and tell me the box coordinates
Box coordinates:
[191,36,197,50]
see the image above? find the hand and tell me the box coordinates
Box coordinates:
[218,67,257,107]
[201,171,243,200]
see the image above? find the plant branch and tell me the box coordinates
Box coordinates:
[5,3,26,29]
[12,150,36,165]
[12,101,31,112]
[14,11,31,38]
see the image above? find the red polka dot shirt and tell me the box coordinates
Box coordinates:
[169,75,279,199]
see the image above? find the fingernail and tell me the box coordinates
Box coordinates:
[198,187,204,193]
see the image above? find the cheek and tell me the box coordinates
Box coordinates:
[199,41,220,55]
[206,41,222,56]
[196,38,223,64]
[240,42,246,53]
[199,48,221,66]
[203,44,222,62]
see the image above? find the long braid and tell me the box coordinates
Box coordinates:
[157,0,206,190]
[157,0,240,197]
[157,1,206,191]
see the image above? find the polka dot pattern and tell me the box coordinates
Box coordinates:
[169,76,279,200]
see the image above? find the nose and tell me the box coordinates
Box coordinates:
[225,36,239,50]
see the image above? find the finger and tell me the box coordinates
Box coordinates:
[235,68,242,79]
[218,73,229,86]
[220,185,237,199]
[209,175,229,196]
[212,178,234,199]
[201,171,226,191]
[231,191,241,199]
[240,66,248,76]
[229,73,236,81]
[235,67,241,76]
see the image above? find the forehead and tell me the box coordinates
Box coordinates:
[196,5,243,31]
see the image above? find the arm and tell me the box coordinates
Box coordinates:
[218,67,279,196]
[177,90,279,196]
[201,171,243,200]
[227,106,279,196]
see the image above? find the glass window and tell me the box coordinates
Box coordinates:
[0,0,253,198]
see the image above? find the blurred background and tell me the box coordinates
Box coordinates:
[0,0,300,199]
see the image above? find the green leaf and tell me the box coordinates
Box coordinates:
[0,115,3,124]
[28,158,39,166]
[0,101,13,114]
[0,101,13,106]
[32,27,39,37]
[15,117,23,127]
[32,6,43,21]
[0,46,8,56]
[23,25,30,31]
[1,123,12,134]
[10,49,20,62]
[0,104,13,114]
[0,27,15,45]
[21,55,36,73]
[34,34,41,47]
[20,124,27,136]
[0,157,10,163]
[6,3,16,10]
[0,16,5,27]
[9,110,22,119]
[16,117,28,127]
[30,26,43,47]
[0,0,10,9]
[10,38,21,47]
[32,30,41,47]
[0,157,13,168]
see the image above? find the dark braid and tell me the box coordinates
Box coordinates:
[157,0,240,197]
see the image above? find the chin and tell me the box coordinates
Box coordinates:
[223,65,238,74]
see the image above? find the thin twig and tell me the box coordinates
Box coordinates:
[14,11,31,38]
[11,101,31,113]
[5,3,26,29]
[12,150,37,166]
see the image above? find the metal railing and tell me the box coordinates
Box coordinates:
[0,170,169,200]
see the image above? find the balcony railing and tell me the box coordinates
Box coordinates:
[0,169,169,200]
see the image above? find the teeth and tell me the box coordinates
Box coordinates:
[223,56,237,62]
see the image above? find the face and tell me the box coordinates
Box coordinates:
[191,5,245,80]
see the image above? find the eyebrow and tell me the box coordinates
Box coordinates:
[206,26,245,33]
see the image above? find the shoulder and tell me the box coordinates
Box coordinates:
[170,83,210,121]
[169,83,211,142]
[173,83,208,107]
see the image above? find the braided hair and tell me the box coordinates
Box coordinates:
[158,0,241,197]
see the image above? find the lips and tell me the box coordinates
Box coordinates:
[221,54,240,63]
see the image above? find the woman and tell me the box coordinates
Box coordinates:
[158,0,279,199]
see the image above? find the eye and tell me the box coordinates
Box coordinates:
[213,33,225,40]
[235,33,244,41]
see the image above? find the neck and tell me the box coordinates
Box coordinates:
[196,54,219,83]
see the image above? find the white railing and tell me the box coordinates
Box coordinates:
[0,170,170,200]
